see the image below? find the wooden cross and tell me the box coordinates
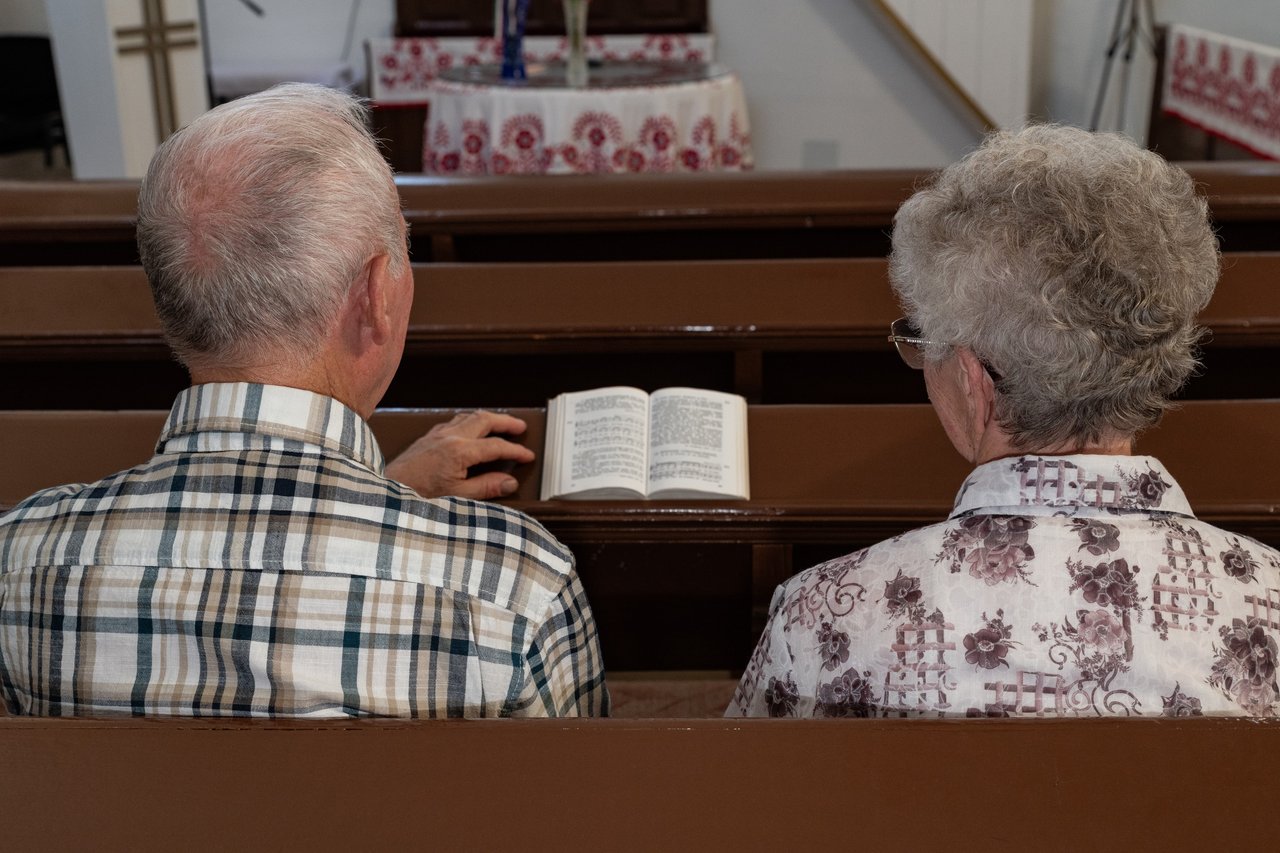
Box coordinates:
[115,0,200,145]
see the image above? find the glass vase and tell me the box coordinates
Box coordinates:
[563,0,589,87]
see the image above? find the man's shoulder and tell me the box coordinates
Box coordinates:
[297,474,577,619]
[1,458,576,623]
[392,484,573,570]
[0,470,135,537]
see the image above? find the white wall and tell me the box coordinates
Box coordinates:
[724,0,1280,167]
[44,0,123,178]
[12,0,1280,174]
[0,0,48,33]
[1035,0,1280,143]
[712,0,984,169]
[201,0,991,168]
[204,0,393,76]
[884,0,1034,131]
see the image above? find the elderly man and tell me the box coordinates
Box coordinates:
[731,125,1280,718]
[0,84,606,717]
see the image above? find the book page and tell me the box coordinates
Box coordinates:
[647,388,749,499]
[544,386,650,499]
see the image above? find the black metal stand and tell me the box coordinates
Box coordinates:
[1088,0,1157,132]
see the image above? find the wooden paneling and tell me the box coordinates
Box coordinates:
[370,105,429,176]
[395,0,707,38]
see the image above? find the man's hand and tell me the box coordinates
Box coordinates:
[385,411,535,500]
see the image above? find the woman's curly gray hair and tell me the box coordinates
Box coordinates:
[137,82,405,369]
[889,123,1219,449]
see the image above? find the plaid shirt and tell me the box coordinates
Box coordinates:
[0,383,608,718]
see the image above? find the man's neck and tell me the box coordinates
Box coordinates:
[189,357,370,419]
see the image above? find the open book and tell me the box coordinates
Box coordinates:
[540,386,750,500]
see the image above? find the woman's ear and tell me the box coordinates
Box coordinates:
[956,347,999,449]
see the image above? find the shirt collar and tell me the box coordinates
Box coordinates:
[157,383,385,474]
[949,454,1195,519]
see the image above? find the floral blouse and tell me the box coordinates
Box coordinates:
[728,455,1280,718]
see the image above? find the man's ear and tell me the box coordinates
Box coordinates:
[352,252,395,346]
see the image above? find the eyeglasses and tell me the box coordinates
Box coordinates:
[888,317,1003,381]
[887,317,933,370]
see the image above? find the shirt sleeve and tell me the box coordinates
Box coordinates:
[726,584,798,717]
[510,568,610,717]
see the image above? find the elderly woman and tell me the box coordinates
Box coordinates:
[729,124,1280,718]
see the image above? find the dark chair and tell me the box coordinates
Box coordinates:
[0,35,68,168]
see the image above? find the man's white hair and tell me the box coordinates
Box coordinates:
[137,82,405,369]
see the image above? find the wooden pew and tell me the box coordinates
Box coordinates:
[0,258,903,408]
[1,716,1278,850]
[4,401,1278,672]
[4,162,1280,264]
[3,254,1278,409]
[0,179,138,265]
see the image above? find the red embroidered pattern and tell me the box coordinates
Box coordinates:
[426,108,752,175]
[562,111,624,173]
[1166,31,1280,158]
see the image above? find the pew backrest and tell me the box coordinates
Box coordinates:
[6,164,1280,264]
[4,401,1277,541]
[6,254,1273,349]
[3,256,1277,407]
[0,259,898,354]
[4,402,1278,675]
[1,716,1277,850]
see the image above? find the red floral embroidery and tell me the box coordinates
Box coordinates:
[419,68,751,173]
[422,120,452,173]
[562,111,624,173]
[499,114,549,174]
[634,116,678,172]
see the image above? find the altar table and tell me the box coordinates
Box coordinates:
[422,62,752,175]
[369,34,715,106]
